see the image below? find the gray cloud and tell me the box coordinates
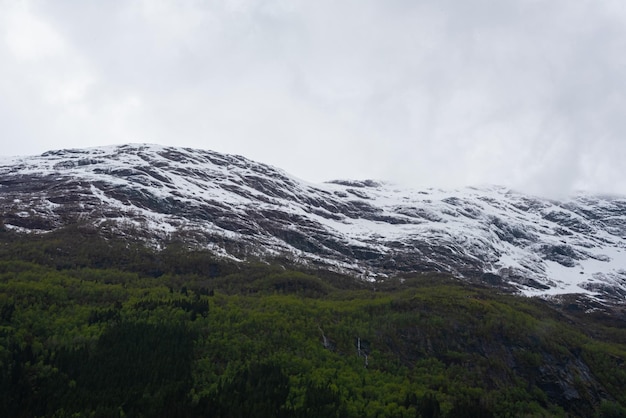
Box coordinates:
[1,0,625,197]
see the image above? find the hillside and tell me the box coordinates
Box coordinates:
[1,229,625,417]
[1,144,626,303]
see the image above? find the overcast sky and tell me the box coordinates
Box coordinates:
[1,0,625,196]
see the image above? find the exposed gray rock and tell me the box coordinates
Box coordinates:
[1,144,625,303]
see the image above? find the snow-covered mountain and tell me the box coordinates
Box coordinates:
[1,144,625,302]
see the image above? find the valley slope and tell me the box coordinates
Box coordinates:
[1,144,625,303]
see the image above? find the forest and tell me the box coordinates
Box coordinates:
[1,225,625,417]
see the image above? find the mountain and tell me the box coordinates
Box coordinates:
[1,144,625,303]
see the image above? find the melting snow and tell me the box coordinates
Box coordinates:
[1,144,625,301]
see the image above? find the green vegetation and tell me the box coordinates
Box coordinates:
[0,226,625,417]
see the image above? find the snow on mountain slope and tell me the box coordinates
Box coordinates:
[1,144,625,302]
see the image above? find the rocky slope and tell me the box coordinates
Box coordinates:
[1,144,625,302]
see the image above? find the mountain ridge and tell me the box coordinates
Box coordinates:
[1,144,625,303]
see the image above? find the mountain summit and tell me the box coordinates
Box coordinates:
[1,144,625,302]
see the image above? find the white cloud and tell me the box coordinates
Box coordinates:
[0,0,625,197]
[3,2,66,60]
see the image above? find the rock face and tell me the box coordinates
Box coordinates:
[1,144,625,302]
